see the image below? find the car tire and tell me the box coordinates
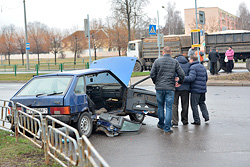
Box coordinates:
[77,112,93,137]
[129,113,145,123]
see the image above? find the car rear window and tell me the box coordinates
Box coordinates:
[17,76,73,96]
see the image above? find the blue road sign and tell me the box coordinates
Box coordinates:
[149,25,157,35]
[26,43,30,50]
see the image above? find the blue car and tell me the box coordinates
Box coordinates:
[10,57,158,137]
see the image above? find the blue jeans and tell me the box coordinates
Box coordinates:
[156,90,175,132]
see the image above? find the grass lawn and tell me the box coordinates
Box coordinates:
[0,130,60,166]
[0,73,47,82]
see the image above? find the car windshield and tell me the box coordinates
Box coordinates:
[17,76,73,96]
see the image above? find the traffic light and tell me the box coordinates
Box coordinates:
[199,11,205,25]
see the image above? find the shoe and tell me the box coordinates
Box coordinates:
[216,73,220,75]
[157,124,163,130]
[205,119,210,123]
[172,124,178,128]
[191,122,200,125]
[164,130,173,134]
[183,122,189,125]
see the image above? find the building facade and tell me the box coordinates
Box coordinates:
[184,7,239,35]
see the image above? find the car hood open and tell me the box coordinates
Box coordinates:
[90,57,137,86]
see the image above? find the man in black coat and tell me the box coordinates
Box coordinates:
[178,55,209,125]
[150,46,185,134]
[172,54,190,127]
[208,46,220,75]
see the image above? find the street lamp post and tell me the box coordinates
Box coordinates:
[162,6,170,35]
[23,0,29,69]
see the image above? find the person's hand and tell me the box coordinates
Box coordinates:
[175,77,179,82]
[175,82,181,87]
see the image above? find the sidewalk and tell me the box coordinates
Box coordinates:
[130,70,250,87]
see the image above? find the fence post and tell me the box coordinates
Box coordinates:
[36,64,39,75]
[14,65,17,76]
[86,62,89,69]
[60,63,63,72]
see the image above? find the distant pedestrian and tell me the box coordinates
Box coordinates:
[225,46,234,73]
[150,46,185,134]
[208,46,220,75]
[178,55,209,125]
[188,46,195,58]
[172,54,190,127]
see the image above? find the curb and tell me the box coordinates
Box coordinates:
[207,82,250,86]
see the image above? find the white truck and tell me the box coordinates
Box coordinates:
[127,35,191,72]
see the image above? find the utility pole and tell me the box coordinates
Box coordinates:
[87,15,91,65]
[162,6,170,35]
[157,10,161,58]
[195,0,200,61]
[23,0,29,69]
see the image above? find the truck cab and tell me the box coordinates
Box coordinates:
[127,40,141,58]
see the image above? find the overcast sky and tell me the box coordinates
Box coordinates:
[0,0,249,31]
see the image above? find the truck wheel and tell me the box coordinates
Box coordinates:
[77,112,93,137]
[208,60,221,73]
[134,61,142,72]
[129,113,145,123]
[234,57,238,62]
[243,59,246,62]
[246,59,250,72]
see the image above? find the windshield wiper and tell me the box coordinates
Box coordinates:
[47,92,63,96]
[36,93,47,97]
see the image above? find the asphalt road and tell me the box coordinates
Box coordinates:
[1,83,250,167]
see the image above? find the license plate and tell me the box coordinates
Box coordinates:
[27,108,48,114]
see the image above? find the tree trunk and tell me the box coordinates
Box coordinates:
[38,53,40,65]
[8,53,10,65]
[74,50,77,65]
[118,48,121,56]
[21,53,24,65]
[94,48,97,60]
[54,52,57,65]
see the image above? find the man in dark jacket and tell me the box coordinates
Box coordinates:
[208,46,220,75]
[182,55,209,125]
[150,46,185,134]
[172,54,190,127]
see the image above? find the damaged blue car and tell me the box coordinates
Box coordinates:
[10,57,158,137]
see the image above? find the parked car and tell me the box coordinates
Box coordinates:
[9,57,158,137]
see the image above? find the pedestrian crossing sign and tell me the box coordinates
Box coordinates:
[149,25,157,35]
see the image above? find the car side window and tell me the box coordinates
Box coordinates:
[74,77,85,94]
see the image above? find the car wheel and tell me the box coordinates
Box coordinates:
[77,112,93,137]
[129,113,145,123]
[133,61,142,72]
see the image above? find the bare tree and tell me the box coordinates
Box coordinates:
[237,2,250,30]
[0,25,17,65]
[49,28,63,64]
[111,0,149,42]
[163,2,184,35]
[28,22,49,64]
[15,28,26,65]
[109,16,129,56]
[68,31,87,64]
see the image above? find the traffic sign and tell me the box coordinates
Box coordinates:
[191,29,201,47]
[149,25,157,35]
[26,43,30,50]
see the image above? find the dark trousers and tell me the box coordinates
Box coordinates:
[210,62,217,75]
[172,90,189,125]
[190,93,209,123]
[226,60,233,73]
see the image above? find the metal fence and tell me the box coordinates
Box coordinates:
[0,99,109,167]
[0,99,14,131]
[0,62,89,74]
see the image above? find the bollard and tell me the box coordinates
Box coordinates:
[14,65,17,76]
[36,64,39,75]
[60,63,63,72]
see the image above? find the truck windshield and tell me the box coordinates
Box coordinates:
[17,76,73,96]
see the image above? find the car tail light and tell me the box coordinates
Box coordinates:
[8,107,22,114]
[50,106,70,115]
